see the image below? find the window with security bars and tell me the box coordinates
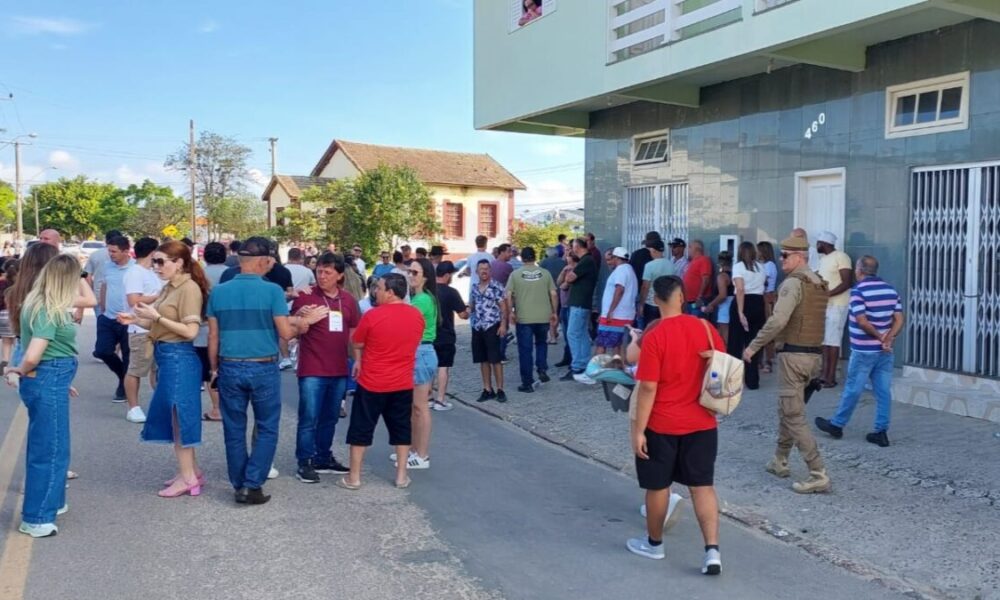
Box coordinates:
[478,203,498,238]
[632,132,670,166]
[886,72,969,139]
[443,202,464,239]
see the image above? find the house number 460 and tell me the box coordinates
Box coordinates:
[804,113,826,140]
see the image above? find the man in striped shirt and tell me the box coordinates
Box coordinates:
[814,256,905,447]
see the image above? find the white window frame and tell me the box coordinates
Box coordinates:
[631,129,670,166]
[885,72,970,139]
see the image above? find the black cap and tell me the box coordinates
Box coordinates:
[436,260,457,276]
[668,238,686,247]
[645,239,665,252]
[238,236,273,257]
[430,245,446,257]
[644,231,662,243]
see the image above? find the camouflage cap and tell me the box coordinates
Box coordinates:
[779,236,810,252]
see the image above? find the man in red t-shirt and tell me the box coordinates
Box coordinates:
[682,240,713,317]
[342,272,424,490]
[290,253,360,484]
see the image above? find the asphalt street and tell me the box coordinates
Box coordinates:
[0,317,905,600]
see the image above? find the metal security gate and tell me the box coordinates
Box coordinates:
[622,182,689,251]
[908,163,1000,378]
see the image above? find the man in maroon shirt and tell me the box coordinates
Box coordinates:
[586,232,602,266]
[341,273,424,489]
[682,240,713,319]
[291,253,360,484]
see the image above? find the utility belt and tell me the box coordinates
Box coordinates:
[778,344,821,355]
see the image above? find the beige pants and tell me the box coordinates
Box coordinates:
[776,352,824,471]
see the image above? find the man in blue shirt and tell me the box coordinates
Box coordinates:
[93,235,134,401]
[208,237,323,505]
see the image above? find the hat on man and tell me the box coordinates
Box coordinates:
[611,247,629,260]
[644,231,662,243]
[668,238,686,247]
[436,260,457,276]
[238,236,273,257]
[817,231,838,245]
[645,239,665,252]
[780,236,810,252]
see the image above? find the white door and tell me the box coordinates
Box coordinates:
[795,169,846,270]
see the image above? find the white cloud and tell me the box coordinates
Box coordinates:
[515,177,584,215]
[48,150,80,171]
[248,168,269,189]
[198,19,219,33]
[9,16,94,35]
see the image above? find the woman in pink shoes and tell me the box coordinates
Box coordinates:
[119,241,209,497]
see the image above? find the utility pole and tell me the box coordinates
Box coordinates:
[34,188,39,236]
[14,140,22,242]
[268,137,278,176]
[189,120,197,241]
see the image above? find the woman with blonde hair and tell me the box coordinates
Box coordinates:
[5,255,97,537]
[118,241,209,497]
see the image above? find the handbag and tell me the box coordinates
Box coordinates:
[698,319,744,416]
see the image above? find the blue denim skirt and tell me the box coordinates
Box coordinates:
[141,341,202,447]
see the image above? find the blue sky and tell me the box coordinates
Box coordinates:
[0,1,583,214]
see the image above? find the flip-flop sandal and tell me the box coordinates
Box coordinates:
[336,477,361,491]
[203,412,223,422]
[395,477,412,489]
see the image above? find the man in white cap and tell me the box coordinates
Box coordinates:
[594,246,638,357]
[816,231,853,388]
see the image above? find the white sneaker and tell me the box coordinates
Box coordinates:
[278,358,294,371]
[626,537,664,560]
[57,504,68,516]
[126,406,146,423]
[639,492,685,531]
[573,373,597,385]
[431,400,454,412]
[268,466,279,479]
[19,522,58,538]
[702,548,722,575]
[390,450,417,462]
[405,455,430,470]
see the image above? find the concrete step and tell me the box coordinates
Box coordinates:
[893,366,1000,423]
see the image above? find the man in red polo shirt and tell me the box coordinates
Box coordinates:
[682,240,713,318]
[341,273,424,490]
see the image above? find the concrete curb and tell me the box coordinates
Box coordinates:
[449,392,952,600]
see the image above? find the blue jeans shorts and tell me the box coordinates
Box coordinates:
[413,343,438,386]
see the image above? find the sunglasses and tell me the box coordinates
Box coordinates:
[781,252,797,260]
[407,269,422,275]
[152,258,167,267]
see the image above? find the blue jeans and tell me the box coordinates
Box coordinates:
[94,315,129,389]
[296,376,347,465]
[559,306,571,364]
[567,307,592,373]
[831,351,894,432]
[218,360,282,490]
[19,357,77,525]
[516,322,550,386]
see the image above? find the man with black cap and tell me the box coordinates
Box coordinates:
[629,231,661,283]
[743,236,831,495]
[637,238,673,326]
[432,261,468,411]
[505,247,558,392]
[668,238,689,279]
[208,236,325,504]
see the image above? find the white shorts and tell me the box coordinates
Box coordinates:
[823,305,850,347]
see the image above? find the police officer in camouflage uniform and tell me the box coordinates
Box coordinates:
[744,236,831,494]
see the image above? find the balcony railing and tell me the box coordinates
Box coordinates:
[608,0,742,63]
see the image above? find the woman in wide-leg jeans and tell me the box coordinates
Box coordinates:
[5,255,96,538]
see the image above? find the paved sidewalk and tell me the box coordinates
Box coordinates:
[444,324,1000,600]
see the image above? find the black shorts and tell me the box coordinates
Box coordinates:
[345,385,413,447]
[471,325,502,364]
[194,346,211,383]
[434,342,456,368]
[636,428,717,490]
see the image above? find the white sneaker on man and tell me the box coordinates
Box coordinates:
[126,406,147,423]
[626,537,664,560]
[18,522,58,538]
[268,466,279,479]
[278,358,294,371]
[639,493,685,532]
[702,548,722,575]
[573,373,597,385]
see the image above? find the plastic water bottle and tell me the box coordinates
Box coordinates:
[708,371,722,396]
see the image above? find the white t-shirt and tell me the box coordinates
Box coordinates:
[286,263,316,291]
[601,264,638,320]
[463,251,494,294]
[819,250,853,307]
[732,261,767,295]
[123,263,165,334]
[355,258,367,275]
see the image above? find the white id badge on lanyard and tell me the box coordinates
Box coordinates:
[328,310,344,332]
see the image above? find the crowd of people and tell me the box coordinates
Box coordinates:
[0,225,905,579]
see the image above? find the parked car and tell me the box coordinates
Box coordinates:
[77,240,106,263]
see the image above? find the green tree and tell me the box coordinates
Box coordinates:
[93,189,138,237]
[510,219,579,253]
[121,180,191,238]
[25,176,117,239]
[0,181,15,228]
[210,195,267,240]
